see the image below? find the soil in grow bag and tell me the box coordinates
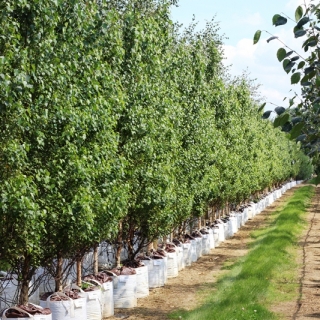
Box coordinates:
[109,266,137,309]
[2,304,51,319]
[83,272,113,318]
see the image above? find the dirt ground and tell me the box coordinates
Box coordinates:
[291,186,320,320]
[109,188,299,320]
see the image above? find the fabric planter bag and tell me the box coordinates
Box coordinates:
[213,228,219,246]
[231,216,238,234]
[65,284,88,320]
[82,273,114,318]
[236,213,241,229]
[195,237,202,259]
[141,258,164,288]
[208,228,215,249]
[216,224,224,242]
[82,281,102,320]
[174,246,184,271]
[201,234,210,255]
[39,292,75,320]
[190,239,197,263]
[135,266,149,299]
[113,274,137,308]
[166,252,178,278]
[100,281,114,318]
[182,242,192,266]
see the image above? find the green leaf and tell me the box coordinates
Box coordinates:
[297,61,305,69]
[274,113,290,128]
[258,102,266,112]
[296,134,307,142]
[272,14,288,26]
[295,6,304,22]
[253,30,262,44]
[285,51,294,58]
[283,59,295,74]
[275,106,286,115]
[262,110,272,119]
[267,36,278,43]
[290,122,304,139]
[290,56,300,62]
[297,16,310,28]
[316,76,320,87]
[291,117,302,124]
[291,72,301,84]
[295,29,307,38]
[277,48,287,62]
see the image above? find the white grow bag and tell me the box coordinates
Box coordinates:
[66,285,88,320]
[217,224,225,242]
[2,305,52,320]
[166,252,178,278]
[40,292,76,320]
[135,266,149,298]
[208,228,215,249]
[182,243,192,266]
[190,239,197,263]
[83,282,102,320]
[201,234,210,255]
[100,281,114,318]
[142,258,165,288]
[177,246,184,271]
[226,220,233,238]
[195,237,202,259]
[236,213,242,229]
[113,274,137,309]
[230,216,237,234]
[213,228,219,246]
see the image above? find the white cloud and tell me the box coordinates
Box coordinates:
[241,12,263,26]
[286,0,310,10]
[222,29,301,110]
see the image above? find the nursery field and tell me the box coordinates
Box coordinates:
[110,185,319,320]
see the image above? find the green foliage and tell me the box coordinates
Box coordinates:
[296,153,314,180]
[253,1,320,173]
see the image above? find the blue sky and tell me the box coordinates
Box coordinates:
[171,0,306,110]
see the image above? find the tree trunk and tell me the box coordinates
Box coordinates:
[93,244,99,276]
[116,221,123,268]
[55,254,63,292]
[76,256,82,287]
[18,255,31,305]
[147,241,154,255]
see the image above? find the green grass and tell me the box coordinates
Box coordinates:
[170,186,314,320]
